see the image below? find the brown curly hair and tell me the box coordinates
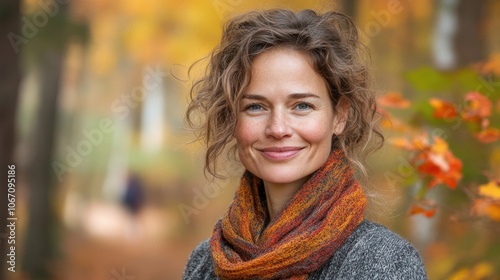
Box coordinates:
[186,9,384,178]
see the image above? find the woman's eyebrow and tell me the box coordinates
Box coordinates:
[242,94,267,100]
[288,93,320,99]
[242,93,320,100]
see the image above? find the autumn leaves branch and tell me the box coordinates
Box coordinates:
[378,54,500,222]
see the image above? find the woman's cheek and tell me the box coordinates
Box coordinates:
[235,119,257,146]
[299,122,332,143]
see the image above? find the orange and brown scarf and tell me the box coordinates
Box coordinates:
[209,149,366,279]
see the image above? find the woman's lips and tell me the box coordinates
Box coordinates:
[259,146,304,161]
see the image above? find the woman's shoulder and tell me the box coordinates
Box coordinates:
[312,220,428,279]
[352,220,419,251]
[183,239,217,280]
[183,221,429,280]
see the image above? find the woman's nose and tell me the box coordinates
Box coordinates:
[265,110,292,139]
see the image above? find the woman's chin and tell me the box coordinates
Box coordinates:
[256,170,310,186]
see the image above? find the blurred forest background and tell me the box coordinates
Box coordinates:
[1,0,500,279]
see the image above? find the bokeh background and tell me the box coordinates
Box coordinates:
[1,0,500,279]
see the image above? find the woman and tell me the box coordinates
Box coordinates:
[183,9,428,280]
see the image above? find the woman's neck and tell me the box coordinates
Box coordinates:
[263,177,310,220]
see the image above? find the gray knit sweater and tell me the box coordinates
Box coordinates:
[183,220,428,279]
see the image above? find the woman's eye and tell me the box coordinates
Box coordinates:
[245,104,263,111]
[295,102,312,110]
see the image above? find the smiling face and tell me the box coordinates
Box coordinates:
[235,47,347,187]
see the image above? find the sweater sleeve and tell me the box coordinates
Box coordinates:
[182,240,218,280]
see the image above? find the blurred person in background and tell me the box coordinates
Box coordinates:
[183,9,428,279]
[122,171,145,239]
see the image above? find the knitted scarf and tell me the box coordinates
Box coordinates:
[209,149,367,279]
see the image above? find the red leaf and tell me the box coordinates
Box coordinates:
[429,98,458,119]
[409,202,437,218]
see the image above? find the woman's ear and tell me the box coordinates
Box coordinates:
[332,97,350,135]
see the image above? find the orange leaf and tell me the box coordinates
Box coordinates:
[475,127,500,143]
[462,92,492,123]
[377,91,411,109]
[379,111,412,132]
[411,134,429,150]
[479,52,500,76]
[389,137,415,150]
[419,161,461,189]
[415,137,462,189]
[479,181,500,200]
[393,135,462,189]
[436,152,462,189]
[409,202,437,218]
[472,199,500,221]
[380,118,392,129]
[429,98,458,119]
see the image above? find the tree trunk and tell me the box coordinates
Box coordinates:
[0,0,21,279]
[454,0,487,66]
[20,4,72,278]
[21,51,65,279]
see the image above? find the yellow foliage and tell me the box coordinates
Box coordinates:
[410,0,431,20]
[120,0,161,18]
[91,16,118,43]
[89,45,117,76]
[23,0,40,14]
[479,181,500,200]
[123,20,159,62]
[449,262,495,280]
[87,16,120,75]
[431,137,449,155]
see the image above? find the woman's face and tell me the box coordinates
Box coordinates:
[235,47,347,186]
